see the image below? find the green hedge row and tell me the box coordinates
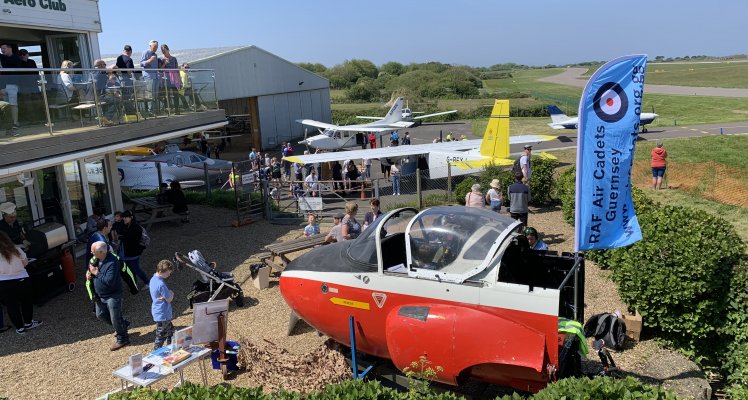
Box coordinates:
[110,376,681,400]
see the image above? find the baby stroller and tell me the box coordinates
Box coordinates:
[174,250,245,308]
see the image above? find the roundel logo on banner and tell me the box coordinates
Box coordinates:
[593,82,628,123]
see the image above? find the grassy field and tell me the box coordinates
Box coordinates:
[550,135,748,242]
[647,61,748,88]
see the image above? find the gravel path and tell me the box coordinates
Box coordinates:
[0,204,710,399]
[540,67,748,98]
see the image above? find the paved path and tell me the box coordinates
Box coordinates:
[539,67,748,98]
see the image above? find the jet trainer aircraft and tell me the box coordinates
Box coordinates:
[285,99,557,178]
[296,97,456,150]
[117,145,232,190]
[547,105,658,132]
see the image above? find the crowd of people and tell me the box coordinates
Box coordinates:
[0,40,209,137]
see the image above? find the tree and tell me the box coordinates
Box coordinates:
[380,61,405,76]
[296,62,327,74]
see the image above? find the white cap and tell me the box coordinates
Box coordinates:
[0,202,16,215]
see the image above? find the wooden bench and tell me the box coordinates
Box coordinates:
[130,197,188,230]
[261,235,327,273]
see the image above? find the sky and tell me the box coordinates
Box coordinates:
[98,1,748,67]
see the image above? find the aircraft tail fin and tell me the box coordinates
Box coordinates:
[547,105,569,124]
[479,100,510,159]
[382,97,404,124]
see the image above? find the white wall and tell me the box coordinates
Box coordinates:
[0,0,102,32]
[258,88,331,149]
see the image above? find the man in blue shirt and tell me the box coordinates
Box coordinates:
[140,40,160,115]
[523,227,548,251]
[88,241,130,350]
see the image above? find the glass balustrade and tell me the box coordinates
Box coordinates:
[0,67,218,139]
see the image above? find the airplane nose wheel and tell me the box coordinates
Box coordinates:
[642,128,648,133]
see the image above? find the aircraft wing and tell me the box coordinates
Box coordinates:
[355,115,382,120]
[297,119,407,133]
[451,157,514,170]
[509,134,558,144]
[284,140,482,165]
[297,119,339,130]
[413,110,457,120]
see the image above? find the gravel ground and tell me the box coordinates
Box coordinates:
[0,204,710,399]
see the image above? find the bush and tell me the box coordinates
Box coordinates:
[527,157,558,206]
[608,206,746,362]
[557,166,576,224]
[454,177,477,205]
[525,376,682,400]
[722,261,748,387]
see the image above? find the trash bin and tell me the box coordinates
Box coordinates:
[211,341,240,371]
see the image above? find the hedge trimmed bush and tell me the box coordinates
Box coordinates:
[454,158,558,208]
[557,166,576,224]
[111,377,682,400]
[607,205,745,362]
[524,376,682,400]
[722,261,748,389]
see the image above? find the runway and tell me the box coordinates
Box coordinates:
[406,120,748,155]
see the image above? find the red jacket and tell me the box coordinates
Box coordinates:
[651,148,667,168]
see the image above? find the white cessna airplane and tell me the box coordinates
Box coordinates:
[296,97,456,150]
[547,105,658,133]
[286,99,557,179]
[356,99,456,126]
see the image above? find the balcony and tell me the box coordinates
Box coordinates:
[0,67,227,172]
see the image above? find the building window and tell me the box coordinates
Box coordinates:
[0,178,33,227]
[85,158,111,215]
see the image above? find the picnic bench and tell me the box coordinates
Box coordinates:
[129,197,189,230]
[259,235,328,273]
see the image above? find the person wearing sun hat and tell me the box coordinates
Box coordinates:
[0,202,26,246]
[485,179,503,213]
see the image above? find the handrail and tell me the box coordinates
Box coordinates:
[0,67,214,73]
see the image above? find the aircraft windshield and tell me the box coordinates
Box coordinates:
[406,207,517,280]
[348,208,418,265]
[322,129,338,138]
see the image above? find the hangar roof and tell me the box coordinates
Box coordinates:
[103,45,329,101]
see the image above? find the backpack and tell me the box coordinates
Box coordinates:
[512,157,522,175]
[583,313,627,350]
[138,225,151,248]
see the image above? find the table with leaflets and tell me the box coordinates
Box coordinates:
[112,345,211,390]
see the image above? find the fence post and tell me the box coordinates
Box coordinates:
[263,181,271,220]
[156,162,163,186]
[447,163,452,203]
[203,162,212,200]
[374,179,380,199]
[416,168,423,209]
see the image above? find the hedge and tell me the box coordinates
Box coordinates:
[453,158,558,207]
[111,376,682,400]
[722,261,748,390]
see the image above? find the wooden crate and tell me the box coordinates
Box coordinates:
[622,310,643,341]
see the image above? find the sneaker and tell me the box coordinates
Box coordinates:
[24,320,43,330]
[110,341,130,351]
[198,105,208,112]
[16,327,26,334]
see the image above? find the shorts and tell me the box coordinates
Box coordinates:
[4,84,18,105]
[651,167,666,178]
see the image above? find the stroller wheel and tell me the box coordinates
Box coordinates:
[233,292,245,307]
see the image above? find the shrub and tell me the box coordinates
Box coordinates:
[454,177,477,205]
[525,376,682,400]
[722,261,748,387]
[527,157,558,206]
[608,206,746,362]
[557,166,576,224]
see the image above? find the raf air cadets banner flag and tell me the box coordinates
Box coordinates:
[574,55,646,251]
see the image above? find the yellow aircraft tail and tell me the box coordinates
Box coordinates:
[478,99,510,159]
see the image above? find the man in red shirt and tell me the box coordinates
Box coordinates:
[650,141,668,190]
[368,132,377,149]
